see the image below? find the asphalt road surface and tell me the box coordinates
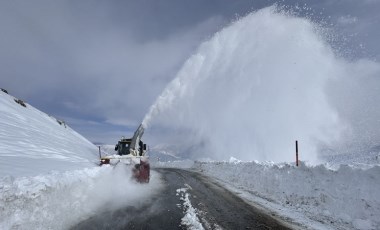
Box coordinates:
[72,168,292,230]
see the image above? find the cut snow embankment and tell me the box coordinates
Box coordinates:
[193,161,380,230]
[0,91,98,177]
[0,164,163,229]
[151,159,195,169]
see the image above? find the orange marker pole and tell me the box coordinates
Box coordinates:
[296,140,299,166]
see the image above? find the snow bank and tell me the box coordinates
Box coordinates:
[0,165,163,229]
[0,91,98,177]
[193,161,380,230]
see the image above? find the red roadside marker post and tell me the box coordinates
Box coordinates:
[295,140,299,166]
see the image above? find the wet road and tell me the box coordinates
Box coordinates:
[72,168,292,230]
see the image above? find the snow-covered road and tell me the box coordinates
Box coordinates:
[72,168,291,230]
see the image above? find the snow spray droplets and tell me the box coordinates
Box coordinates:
[143,6,380,163]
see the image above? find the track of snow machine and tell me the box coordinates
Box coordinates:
[100,124,150,183]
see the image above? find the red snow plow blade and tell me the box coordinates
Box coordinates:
[133,160,150,183]
[100,155,150,183]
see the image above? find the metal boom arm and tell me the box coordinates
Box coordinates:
[130,124,144,150]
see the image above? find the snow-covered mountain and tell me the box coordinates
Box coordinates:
[0,90,98,177]
[148,144,182,162]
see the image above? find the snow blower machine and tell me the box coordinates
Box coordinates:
[100,124,150,183]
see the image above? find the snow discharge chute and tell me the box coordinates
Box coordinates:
[100,124,150,183]
[130,124,145,154]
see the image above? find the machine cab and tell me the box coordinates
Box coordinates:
[115,138,132,155]
[115,137,147,156]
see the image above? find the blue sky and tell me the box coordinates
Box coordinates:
[1,0,379,144]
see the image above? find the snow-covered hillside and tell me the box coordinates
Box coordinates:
[0,90,98,177]
[0,91,163,229]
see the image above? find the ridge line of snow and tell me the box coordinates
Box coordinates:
[176,187,205,230]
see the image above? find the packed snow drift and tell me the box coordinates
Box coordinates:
[194,160,380,230]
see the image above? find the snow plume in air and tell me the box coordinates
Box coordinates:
[0,165,163,229]
[143,5,380,163]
